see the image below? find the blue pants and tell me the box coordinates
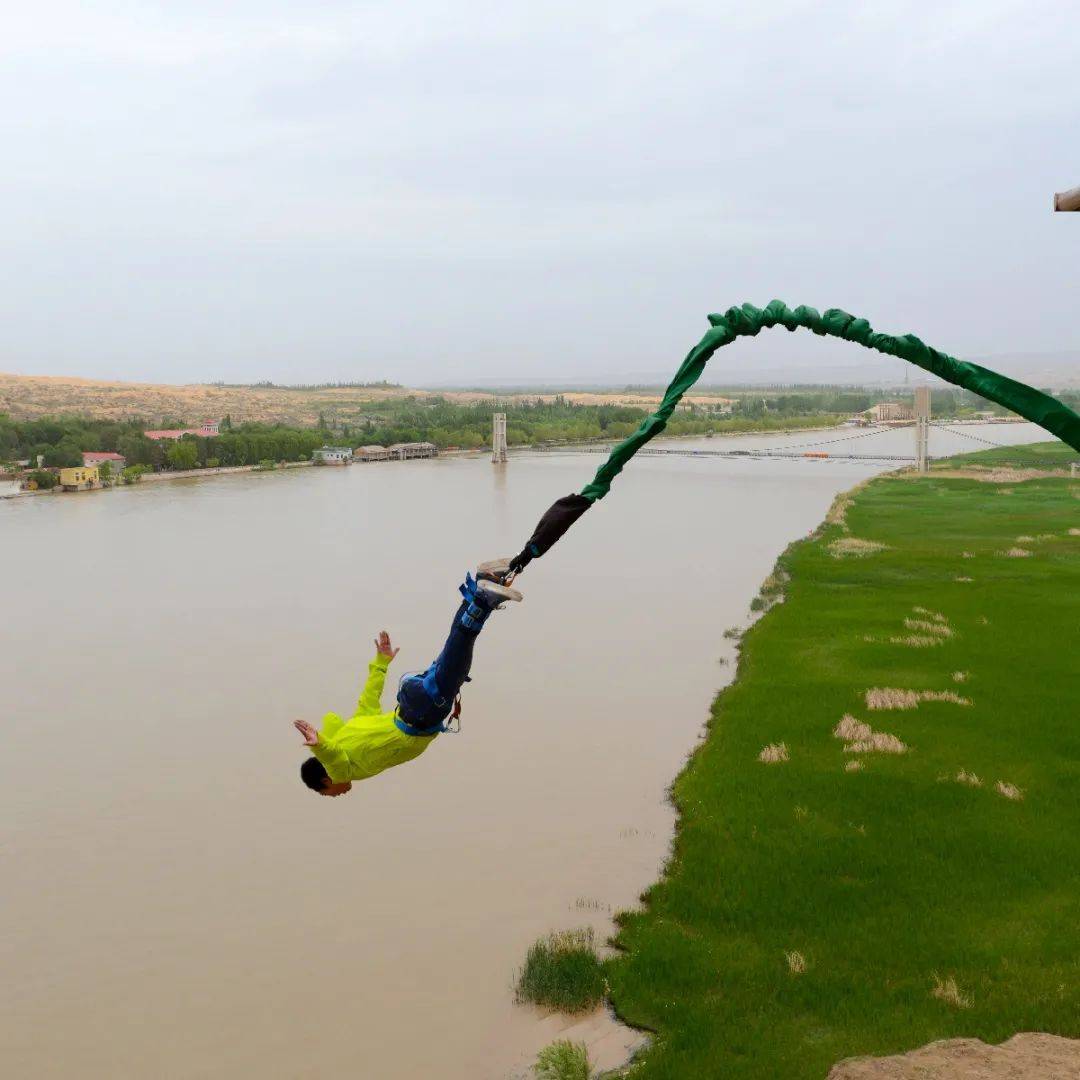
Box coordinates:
[396,601,484,730]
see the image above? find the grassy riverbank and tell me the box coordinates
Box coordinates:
[603,444,1080,1078]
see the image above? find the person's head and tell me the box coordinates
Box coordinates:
[300,757,352,797]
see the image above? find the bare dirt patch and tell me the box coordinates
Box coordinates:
[827,1032,1080,1079]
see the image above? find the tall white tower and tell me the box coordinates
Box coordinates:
[914,385,931,474]
[491,413,508,464]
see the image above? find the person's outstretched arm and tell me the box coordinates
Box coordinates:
[355,630,400,715]
[294,719,350,781]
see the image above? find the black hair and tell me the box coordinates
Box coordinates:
[300,757,330,792]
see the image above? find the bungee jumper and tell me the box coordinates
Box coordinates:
[294,562,520,796]
[295,300,1080,797]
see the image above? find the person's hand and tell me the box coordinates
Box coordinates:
[374,630,400,660]
[294,719,319,747]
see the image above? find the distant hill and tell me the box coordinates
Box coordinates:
[0,372,733,425]
[0,372,421,426]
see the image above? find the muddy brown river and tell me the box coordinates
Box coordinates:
[0,424,1049,1077]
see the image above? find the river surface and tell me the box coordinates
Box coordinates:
[0,423,1051,1078]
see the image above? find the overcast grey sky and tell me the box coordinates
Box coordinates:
[1,1,1077,385]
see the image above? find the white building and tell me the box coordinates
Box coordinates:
[864,402,913,423]
[312,446,353,465]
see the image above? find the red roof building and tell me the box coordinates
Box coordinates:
[144,429,195,441]
[144,420,220,441]
[83,451,127,467]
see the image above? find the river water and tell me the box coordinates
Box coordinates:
[0,423,1050,1078]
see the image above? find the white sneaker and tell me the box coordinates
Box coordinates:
[476,558,513,583]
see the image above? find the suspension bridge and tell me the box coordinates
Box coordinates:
[524,419,1035,466]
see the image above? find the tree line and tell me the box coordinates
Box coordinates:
[0,415,328,470]
[4,385,1074,473]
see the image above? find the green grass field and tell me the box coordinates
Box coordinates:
[605,448,1080,1077]
[933,438,1079,470]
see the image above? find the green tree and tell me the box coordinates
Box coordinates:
[166,439,199,470]
[28,469,58,490]
[118,433,161,468]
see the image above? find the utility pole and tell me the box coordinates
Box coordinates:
[491,413,508,464]
[914,385,930,474]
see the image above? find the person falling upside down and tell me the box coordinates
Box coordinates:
[294,561,521,797]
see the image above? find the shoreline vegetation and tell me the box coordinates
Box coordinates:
[519,441,1079,1078]
[2,383,1045,493]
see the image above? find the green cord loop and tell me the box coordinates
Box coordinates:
[580,300,1080,502]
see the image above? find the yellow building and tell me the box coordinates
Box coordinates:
[59,465,100,491]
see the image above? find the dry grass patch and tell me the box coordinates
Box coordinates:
[904,618,953,636]
[865,688,971,710]
[845,732,908,755]
[826,494,853,531]
[889,634,943,648]
[1069,528,1080,536]
[932,974,973,1009]
[955,770,983,787]
[1002,547,1033,558]
[758,742,789,764]
[834,714,872,741]
[952,671,969,683]
[911,606,947,622]
[844,760,864,773]
[833,714,908,754]
[995,781,1024,801]
[955,575,974,582]
[824,479,871,532]
[828,537,888,559]
[961,550,975,557]
[785,951,807,974]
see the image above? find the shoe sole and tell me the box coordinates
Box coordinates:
[477,580,523,604]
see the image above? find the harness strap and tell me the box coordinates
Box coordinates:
[392,693,463,737]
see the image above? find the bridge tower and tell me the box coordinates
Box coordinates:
[914,385,931,473]
[491,413,508,464]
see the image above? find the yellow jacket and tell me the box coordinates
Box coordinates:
[312,654,437,783]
